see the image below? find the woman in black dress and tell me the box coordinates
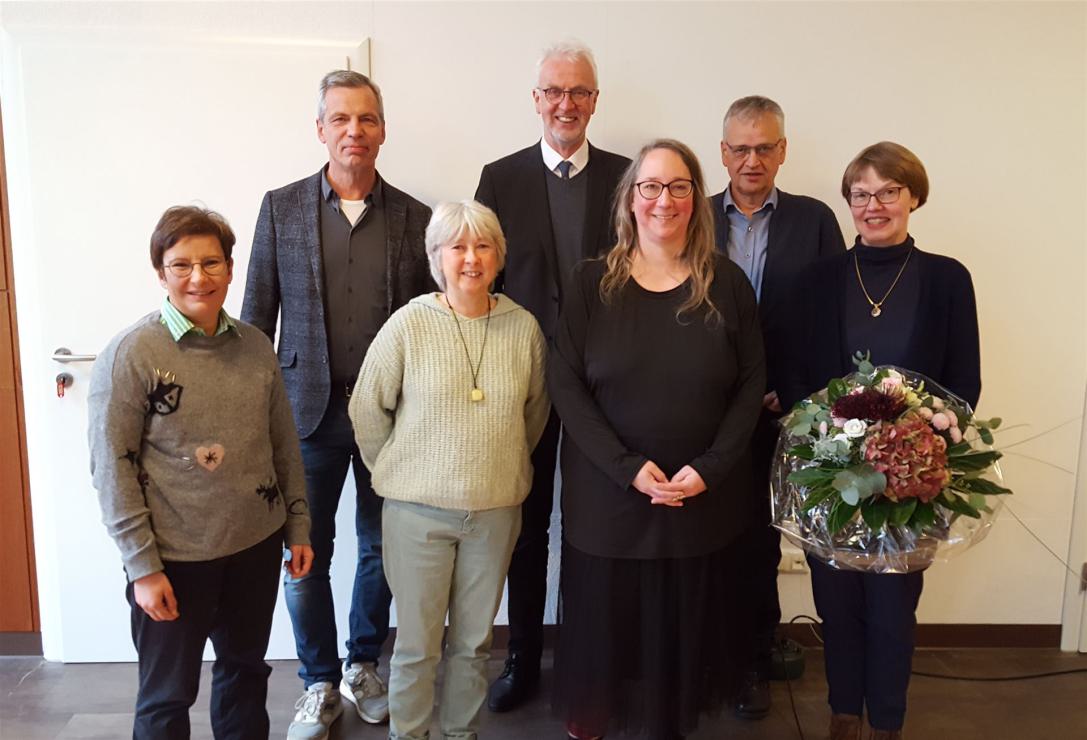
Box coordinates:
[782,142,981,740]
[549,139,766,739]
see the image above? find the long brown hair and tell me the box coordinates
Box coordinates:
[600,138,720,324]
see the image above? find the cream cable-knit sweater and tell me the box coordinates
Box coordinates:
[349,293,550,511]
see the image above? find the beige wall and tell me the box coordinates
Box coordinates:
[2,1,1083,660]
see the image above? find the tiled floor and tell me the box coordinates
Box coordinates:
[2,648,1086,739]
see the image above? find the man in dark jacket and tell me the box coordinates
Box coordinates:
[242,70,432,739]
[475,40,629,713]
[710,95,845,720]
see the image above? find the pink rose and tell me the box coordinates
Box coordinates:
[932,397,945,410]
[931,412,950,431]
[946,409,959,427]
[918,407,934,421]
[950,426,963,444]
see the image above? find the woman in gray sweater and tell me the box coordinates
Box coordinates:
[349,200,549,740]
[88,205,312,738]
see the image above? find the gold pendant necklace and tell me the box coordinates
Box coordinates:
[854,247,913,318]
[446,295,492,402]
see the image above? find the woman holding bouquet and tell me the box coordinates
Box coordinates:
[549,139,766,739]
[783,142,981,740]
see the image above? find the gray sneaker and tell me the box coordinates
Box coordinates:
[287,681,343,740]
[340,661,390,724]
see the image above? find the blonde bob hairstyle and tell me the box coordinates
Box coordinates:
[600,138,721,325]
[424,200,508,291]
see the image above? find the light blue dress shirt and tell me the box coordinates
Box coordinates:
[723,186,778,301]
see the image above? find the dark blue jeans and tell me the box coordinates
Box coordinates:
[808,555,924,730]
[285,395,392,687]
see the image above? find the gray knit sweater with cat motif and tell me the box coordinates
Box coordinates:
[88,312,310,581]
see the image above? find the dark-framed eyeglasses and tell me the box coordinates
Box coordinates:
[535,87,596,104]
[848,186,907,208]
[635,179,695,200]
[723,139,783,160]
[163,258,228,278]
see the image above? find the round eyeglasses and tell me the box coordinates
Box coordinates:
[848,186,907,208]
[635,179,695,200]
[163,258,228,278]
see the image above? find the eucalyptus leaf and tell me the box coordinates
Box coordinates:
[840,485,861,506]
[979,428,994,445]
[968,492,987,511]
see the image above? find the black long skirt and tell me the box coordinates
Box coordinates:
[553,539,746,739]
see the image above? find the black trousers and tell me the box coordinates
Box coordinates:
[504,408,561,664]
[808,556,924,730]
[128,529,282,740]
[736,410,784,674]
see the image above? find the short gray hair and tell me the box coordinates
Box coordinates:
[536,40,599,88]
[722,95,785,138]
[317,70,385,122]
[425,201,508,291]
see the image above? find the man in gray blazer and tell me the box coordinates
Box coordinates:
[242,70,432,739]
[709,95,845,721]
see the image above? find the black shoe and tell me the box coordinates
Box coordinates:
[734,671,771,720]
[487,652,540,712]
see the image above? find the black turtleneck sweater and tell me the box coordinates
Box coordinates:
[781,235,981,410]
[844,236,919,367]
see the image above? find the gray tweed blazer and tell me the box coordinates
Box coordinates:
[241,169,433,438]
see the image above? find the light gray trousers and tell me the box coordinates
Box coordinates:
[382,498,521,740]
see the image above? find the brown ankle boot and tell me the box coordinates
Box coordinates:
[867,729,903,740]
[828,713,862,740]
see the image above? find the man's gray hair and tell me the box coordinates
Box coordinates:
[425,200,508,291]
[722,95,785,138]
[536,40,599,88]
[317,70,385,122]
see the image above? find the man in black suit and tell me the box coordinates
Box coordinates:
[242,70,432,739]
[709,95,845,720]
[475,40,630,713]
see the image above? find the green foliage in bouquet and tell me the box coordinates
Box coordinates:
[785,352,1011,534]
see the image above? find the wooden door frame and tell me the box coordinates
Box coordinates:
[0,100,41,649]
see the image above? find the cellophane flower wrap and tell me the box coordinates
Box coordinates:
[771,353,1011,573]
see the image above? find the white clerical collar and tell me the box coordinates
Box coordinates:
[539,138,590,179]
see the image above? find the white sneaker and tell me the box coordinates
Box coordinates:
[340,661,390,724]
[287,681,343,740]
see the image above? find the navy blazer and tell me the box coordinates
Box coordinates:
[475,142,630,341]
[710,188,845,395]
[780,246,981,411]
[241,169,433,438]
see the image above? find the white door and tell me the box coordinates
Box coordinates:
[2,25,366,662]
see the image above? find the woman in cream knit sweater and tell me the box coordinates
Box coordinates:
[349,199,549,740]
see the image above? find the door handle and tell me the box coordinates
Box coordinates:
[52,347,97,363]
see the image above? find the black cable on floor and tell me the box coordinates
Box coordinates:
[786,614,1087,683]
[912,667,1087,681]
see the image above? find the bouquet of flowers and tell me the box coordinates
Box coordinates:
[771,352,1011,573]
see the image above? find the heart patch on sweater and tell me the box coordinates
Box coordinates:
[195,444,225,471]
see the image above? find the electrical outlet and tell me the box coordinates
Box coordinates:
[778,550,809,574]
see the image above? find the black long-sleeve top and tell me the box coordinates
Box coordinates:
[780,239,981,411]
[548,255,766,559]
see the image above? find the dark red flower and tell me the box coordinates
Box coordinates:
[831,388,907,422]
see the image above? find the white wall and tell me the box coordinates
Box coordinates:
[1,1,1084,662]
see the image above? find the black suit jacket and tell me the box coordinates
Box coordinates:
[779,247,982,412]
[710,188,845,394]
[475,142,630,340]
[241,169,433,438]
